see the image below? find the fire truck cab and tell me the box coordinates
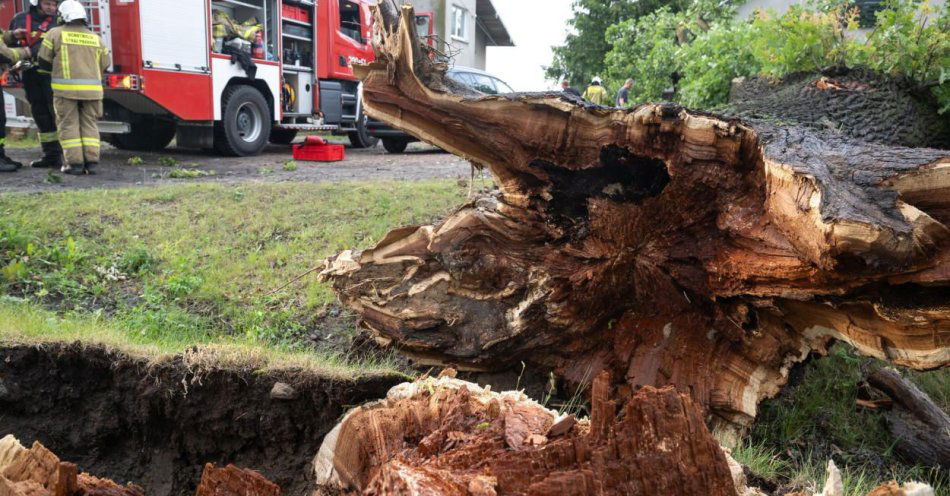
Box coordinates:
[1,0,378,156]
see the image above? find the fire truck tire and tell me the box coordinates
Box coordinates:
[382,138,409,154]
[269,128,298,145]
[347,114,379,148]
[214,85,271,157]
[106,119,176,151]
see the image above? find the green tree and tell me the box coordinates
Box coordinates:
[600,0,949,112]
[546,0,690,89]
[601,0,738,104]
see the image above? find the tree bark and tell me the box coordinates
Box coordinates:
[867,368,950,468]
[320,3,950,437]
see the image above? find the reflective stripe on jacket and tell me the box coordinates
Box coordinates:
[37,25,111,100]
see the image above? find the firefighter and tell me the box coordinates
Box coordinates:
[7,0,62,169]
[37,0,110,175]
[583,77,608,106]
[0,1,33,173]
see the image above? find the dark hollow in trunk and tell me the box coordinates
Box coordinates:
[320,3,950,441]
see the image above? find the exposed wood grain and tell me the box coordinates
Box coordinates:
[321,3,950,440]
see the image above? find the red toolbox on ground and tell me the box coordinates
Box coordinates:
[293,136,345,162]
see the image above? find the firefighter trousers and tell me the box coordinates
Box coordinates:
[53,97,102,166]
[23,71,62,155]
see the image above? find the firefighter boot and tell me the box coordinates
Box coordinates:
[0,158,18,172]
[0,148,22,172]
[31,141,65,169]
[84,162,97,175]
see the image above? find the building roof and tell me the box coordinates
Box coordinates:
[475,0,514,47]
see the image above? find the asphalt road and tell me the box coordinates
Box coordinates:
[0,140,474,193]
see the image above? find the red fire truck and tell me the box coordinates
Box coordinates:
[0,0,382,156]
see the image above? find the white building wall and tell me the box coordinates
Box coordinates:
[406,0,487,70]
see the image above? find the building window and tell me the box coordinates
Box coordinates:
[451,5,467,40]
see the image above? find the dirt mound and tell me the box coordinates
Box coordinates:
[727,67,950,149]
[0,343,403,495]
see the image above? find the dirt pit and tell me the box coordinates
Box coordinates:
[0,343,403,495]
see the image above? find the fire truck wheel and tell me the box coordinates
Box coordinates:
[269,128,298,145]
[382,138,409,154]
[348,115,380,149]
[214,85,271,157]
[106,119,176,151]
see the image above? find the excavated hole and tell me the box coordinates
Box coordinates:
[0,343,402,496]
[531,146,670,239]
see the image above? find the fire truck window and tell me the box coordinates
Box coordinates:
[339,0,363,43]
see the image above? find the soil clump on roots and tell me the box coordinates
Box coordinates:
[0,342,403,495]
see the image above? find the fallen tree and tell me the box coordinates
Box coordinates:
[320,2,950,437]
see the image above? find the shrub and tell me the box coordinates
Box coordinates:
[602,0,949,111]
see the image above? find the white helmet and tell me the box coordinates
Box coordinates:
[592,76,603,84]
[58,0,87,22]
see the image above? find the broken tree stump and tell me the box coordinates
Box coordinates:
[867,368,950,467]
[0,436,144,496]
[314,372,739,495]
[319,2,950,437]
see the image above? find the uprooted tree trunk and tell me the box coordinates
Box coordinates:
[320,3,950,439]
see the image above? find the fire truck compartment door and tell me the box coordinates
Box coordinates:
[139,0,209,73]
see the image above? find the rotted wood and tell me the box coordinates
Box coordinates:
[867,368,950,467]
[313,372,739,495]
[193,464,280,496]
[320,2,950,437]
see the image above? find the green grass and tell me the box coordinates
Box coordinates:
[738,344,950,494]
[0,180,467,351]
[0,297,404,378]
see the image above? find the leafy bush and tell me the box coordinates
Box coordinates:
[605,8,682,103]
[602,0,949,111]
[678,19,758,107]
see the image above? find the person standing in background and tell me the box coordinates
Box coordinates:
[7,0,63,170]
[0,0,34,173]
[38,0,110,175]
[583,77,608,105]
[561,80,581,98]
[616,78,634,107]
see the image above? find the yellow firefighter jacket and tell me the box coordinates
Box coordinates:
[37,24,110,100]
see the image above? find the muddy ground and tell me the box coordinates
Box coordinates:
[0,140,473,194]
[0,342,404,495]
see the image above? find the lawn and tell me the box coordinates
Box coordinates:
[0,180,468,351]
[733,344,949,495]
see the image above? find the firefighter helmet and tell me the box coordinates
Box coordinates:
[29,0,62,6]
[58,0,86,22]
